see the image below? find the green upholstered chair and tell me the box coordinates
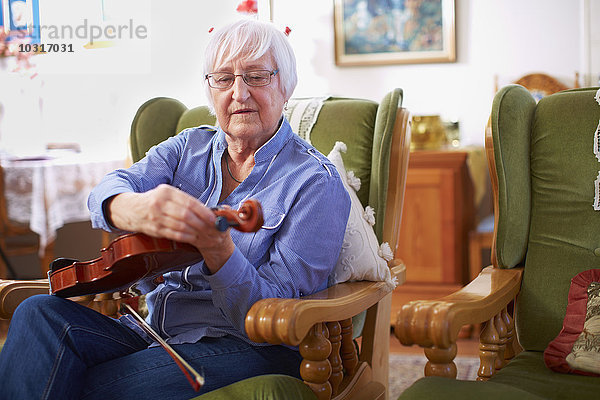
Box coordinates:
[395,86,600,399]
[1,89,411,400]
[130,90,410,400]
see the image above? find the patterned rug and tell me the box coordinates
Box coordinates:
[389,353,480,398]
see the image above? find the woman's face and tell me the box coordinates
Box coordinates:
[210,52,287,148]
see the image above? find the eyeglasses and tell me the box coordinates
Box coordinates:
[205,69,279,89]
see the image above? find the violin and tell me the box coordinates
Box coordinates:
[48,199,263,298]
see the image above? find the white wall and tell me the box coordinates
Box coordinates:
[0,0,596,158]
[279,0,586,145]
[585,0,600,85]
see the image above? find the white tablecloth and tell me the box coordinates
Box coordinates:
[1,151,125,255]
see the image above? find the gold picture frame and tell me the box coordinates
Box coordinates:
[334,0,456,66]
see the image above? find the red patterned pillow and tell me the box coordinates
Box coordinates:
[544,269,600,376]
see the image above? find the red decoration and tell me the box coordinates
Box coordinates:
[544,269,600,377]
[208,27,214,33]
[284,26,292,36]
[236,0,258,14]
[0,32,36,74]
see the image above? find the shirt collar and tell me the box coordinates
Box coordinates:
[214,117,293,163]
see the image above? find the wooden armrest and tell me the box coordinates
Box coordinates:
[0,280,123,319]
[0,279,50,319]
[395,266,523,349]
[245,260,406,346]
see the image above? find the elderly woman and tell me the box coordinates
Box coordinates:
[0,19,350,399]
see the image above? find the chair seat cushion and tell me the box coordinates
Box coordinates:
[191,374,317,400]
[399,352,600,400]
[399,376,544,400]
[491,351,599,398]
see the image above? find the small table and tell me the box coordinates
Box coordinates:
[1,150,125,273]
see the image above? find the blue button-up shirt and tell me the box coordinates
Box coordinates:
[88,118,350,345]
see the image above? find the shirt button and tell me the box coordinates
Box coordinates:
[594,248,600,257]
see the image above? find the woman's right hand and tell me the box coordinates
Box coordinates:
[106,185,236,273]
[107,183,219,242]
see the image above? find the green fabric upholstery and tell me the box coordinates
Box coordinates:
[403,352,598,400]
[491,85,536,268]
[192,375,317,400]
[176,106,216,134]
[399,86,600,399]
[310,99,378,223]
[310,90,401,240]
[130,97,188,162]
[518,87,600,350]
[400,376,545,400]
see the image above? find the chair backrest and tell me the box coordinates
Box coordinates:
[489,85,600,351]
[130,89,406,245]
[494,72,580,101]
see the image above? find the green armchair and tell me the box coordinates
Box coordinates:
[1,89,411,400]
[395,86,600,399]
[130,90,410,400]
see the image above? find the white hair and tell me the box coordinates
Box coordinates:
[203,19,297,113]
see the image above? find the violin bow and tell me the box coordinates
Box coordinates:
[120,303,205,391]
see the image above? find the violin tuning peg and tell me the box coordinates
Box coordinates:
[215,216,231,232]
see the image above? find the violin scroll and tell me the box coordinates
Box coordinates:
[213,199,263,232]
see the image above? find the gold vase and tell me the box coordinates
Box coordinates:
[411,115,446,150]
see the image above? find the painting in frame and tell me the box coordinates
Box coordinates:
[1,0,41,44]
[334,0,455,66]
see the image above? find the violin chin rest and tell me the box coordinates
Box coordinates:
[49,257,80,273]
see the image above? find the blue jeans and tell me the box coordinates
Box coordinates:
[0,295,302,400]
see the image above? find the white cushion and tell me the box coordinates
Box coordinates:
[327,142,396,289]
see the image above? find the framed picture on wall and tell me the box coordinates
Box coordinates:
[334,0,456,66]
[1,0,40,44]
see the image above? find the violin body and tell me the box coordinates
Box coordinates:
[49,234,203,298]
[49,199,263,298]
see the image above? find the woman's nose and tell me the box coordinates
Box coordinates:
[231,76,250,102]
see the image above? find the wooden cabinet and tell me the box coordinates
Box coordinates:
[392,150,476,318]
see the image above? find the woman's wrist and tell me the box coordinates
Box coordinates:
[200,237,236,274]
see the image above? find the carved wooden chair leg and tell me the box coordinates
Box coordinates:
[70,293,122,319]
[500,307,514,360]
[340,318,358,377]
[493,312,508,370]
[300,322,333,400]
[424,344,458,378]
[327,321,342,397]
[89,293,122,318]
[478,315,501,381]
[506,300,523,357]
